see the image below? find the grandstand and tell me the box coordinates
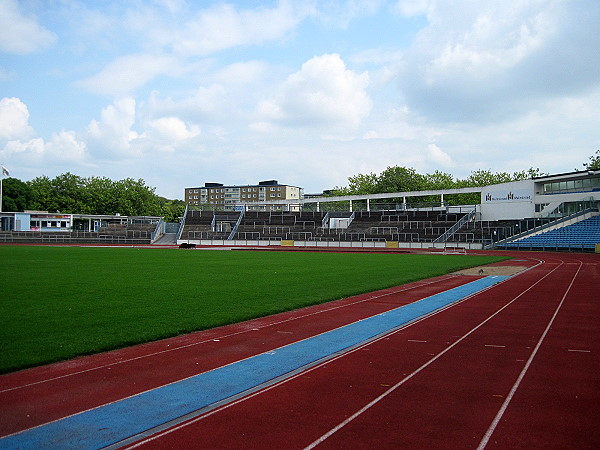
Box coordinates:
[176,170,599,252]
[498,214,600,251]
[1,170,598,251]
[0,213,161,245]
[177,207,532,249]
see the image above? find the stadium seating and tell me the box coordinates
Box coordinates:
[175,209,600,252]
[499,216,600,250]
[181,209,473,244]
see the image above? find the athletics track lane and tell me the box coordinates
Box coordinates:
[122,253,599,449]
[479,257,600,448]
[0,273,483,437]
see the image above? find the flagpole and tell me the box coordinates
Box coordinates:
[0,165,8,213]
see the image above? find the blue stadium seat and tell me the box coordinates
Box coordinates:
[502,216,600,250]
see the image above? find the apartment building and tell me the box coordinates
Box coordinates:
[185,180,303,210]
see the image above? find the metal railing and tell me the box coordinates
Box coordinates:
[228,209,245,240]
[151,219,166,242]
[176,204,189,241]
[433,208,476,243]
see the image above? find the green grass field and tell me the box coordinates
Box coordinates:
[0,246,508,373]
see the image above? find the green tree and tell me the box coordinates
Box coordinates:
[120,178,164,216]
[346,172,380,194]
[83,176,119,214]
[25,173,172,218]
[1,178,34,212]
[27,173,87,213]
[377,166,427,193]
[424,171,455,190]
[28,175,56,211]
[161,198,186,223]
[333,165,544,207]
[584,150,600,170]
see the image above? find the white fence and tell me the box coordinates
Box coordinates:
[176,238,484,250]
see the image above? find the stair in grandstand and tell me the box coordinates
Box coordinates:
[152,233,178,245]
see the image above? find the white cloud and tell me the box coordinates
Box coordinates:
[0,97,86,166]
[2,138,45,162]
[3,1,599,199]
[393,0,433,18]
[0,98,34,140]
[213,61,268,87]
[426,143,452,167]
[86,98,140,156]
[147,84,232,125]
[0,0,57,54]
[85,99,201,157]
[146,60,270,123]
[77,53,181,96]
[168,2,307,56]
[396,0,600,123]
[148,117,200,141]
[313,0,383,29]
[256,54,372,128]
[45,131,87,162]
[1,131,86,165]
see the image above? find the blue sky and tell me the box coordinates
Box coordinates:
[1,0,599,199]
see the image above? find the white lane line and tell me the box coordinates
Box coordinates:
[0,275,457,393]
[122,264,542,450]
[484,345,506,348]
[303,260,554,450]
[6,275,504,443]
[567,349,590,353]
[477,261,582,450]
[407,340,427,343]
[120,280,494,449]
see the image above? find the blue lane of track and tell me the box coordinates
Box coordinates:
[0,276,508,450]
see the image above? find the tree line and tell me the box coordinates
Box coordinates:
[1,173,185,222]
[330,151,600,205]
[2,152,597,218]
[330,167,545,206]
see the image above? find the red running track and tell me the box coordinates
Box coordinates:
[0,271,488,436]
[1,251,598,449]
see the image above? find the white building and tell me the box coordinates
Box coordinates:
[480,171,600,221]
